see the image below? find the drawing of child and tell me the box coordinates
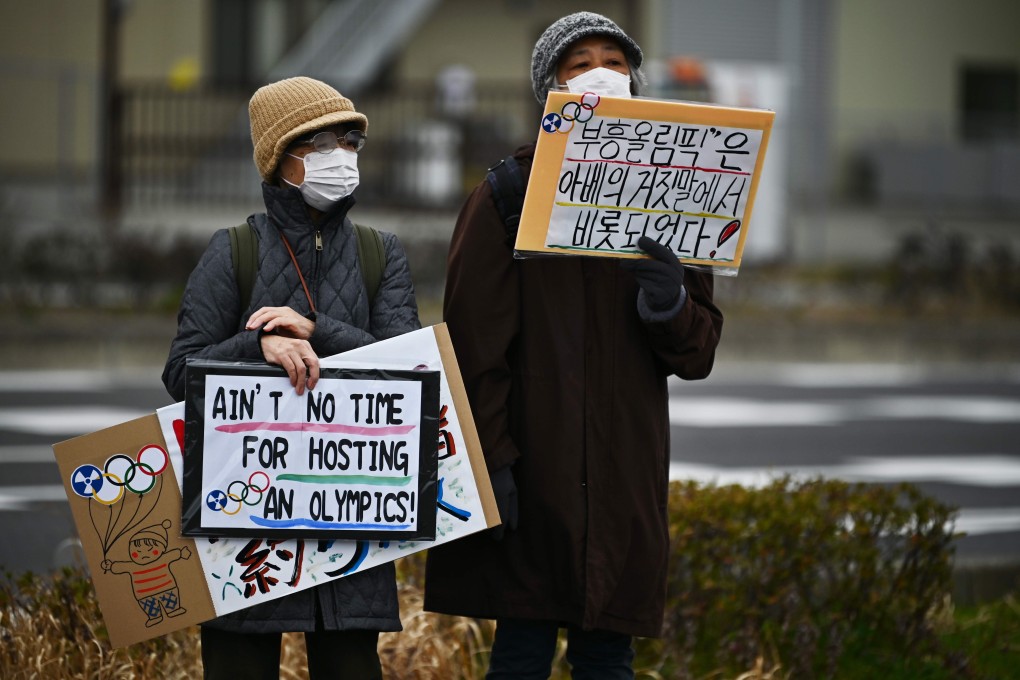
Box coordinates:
[101,519,192,627]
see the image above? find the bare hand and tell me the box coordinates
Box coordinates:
[181,546,191,560]
[260,334,320,395]
[100,559,112,572]
[247,306,315,340]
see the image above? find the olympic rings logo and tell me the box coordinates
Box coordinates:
[542,92,601,135]
[83,444,170,505]
[206,472,271,515]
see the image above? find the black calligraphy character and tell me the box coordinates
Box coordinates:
[437,404,457,461]
[236,538,305,598]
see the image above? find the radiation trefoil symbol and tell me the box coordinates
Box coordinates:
[206,490,228,511]
[71,464,104,497]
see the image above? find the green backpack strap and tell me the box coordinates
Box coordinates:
[228,221,258,314]
[354,222,385,306]
[228,220,386,314]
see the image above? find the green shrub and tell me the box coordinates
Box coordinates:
[645,477,957,679]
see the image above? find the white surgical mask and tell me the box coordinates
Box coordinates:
[283,148,360,211]
[563,67,632,98]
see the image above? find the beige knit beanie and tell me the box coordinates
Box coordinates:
[249,76,368,182]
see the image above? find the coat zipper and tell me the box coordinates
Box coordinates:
[312,230,323,308]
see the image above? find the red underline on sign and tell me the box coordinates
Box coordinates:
[565,157,751,176]
[214,422,418,436]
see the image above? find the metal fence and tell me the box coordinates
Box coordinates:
[118,81,538,211]
[5,71,1018,225]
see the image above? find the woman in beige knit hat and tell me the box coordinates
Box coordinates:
[163,76,421,680]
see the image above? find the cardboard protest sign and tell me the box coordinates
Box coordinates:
[53,324,498,648]
[181,363,440,541]
[54,414,214,648]
[515,91,775,273]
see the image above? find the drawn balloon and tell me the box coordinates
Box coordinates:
[80,444,170,564]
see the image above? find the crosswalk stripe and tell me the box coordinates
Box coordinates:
[0,370,161,392]
[0,446,55,463]
[0,485,69,510]
[668,396,1020,427]
[669,455,1020,488]
[0,407,149,436]
[672,363,1020,387]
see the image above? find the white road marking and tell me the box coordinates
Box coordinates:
[0,370,161,392]
[0,485,69,510]
[669,396,1020,427]
[0,446,55,463]
[669,455,1020,488]
[678,363,1020,387]
[659,456,1020,535]
[670,399,845,426]
[0,406,149,436]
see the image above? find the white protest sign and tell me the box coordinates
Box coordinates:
[183,366,439,540]
[54,324,498,648]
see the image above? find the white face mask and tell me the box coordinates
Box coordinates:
[563,67,632,98]
[283,148,360,211]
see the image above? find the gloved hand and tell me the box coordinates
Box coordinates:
[489,465,519,541]
[621,236,686,311]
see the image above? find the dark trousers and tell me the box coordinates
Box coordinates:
[201,626,382,680]
[486,618,635,680]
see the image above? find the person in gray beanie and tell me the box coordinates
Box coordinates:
[530,10,647,103]
[425,12,723,679]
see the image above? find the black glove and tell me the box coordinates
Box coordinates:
[621,236,686,311]
[489,465,519,541]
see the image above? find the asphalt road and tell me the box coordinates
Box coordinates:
[1,362,1018,575]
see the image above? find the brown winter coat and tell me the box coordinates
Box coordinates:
[424,144,724,637]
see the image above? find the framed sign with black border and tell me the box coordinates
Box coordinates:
[182,360,440,541]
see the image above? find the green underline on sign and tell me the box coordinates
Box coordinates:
[544,244,733,261]
[276,474,413,486]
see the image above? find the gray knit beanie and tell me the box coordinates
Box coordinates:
[531,12,643,104]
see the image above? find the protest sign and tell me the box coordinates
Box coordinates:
[515,91,775,273]
[53,324,498,648]
[54,414,214,648]
[181,363,440,541]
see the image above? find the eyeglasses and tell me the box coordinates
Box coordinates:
[294,129,367,154]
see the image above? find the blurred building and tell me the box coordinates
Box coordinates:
[0,0,1017,265]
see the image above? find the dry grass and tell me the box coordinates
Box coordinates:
[0,581,201,679]
[1,564,786,679]
[379,584,494,679]
[0,565,498,680]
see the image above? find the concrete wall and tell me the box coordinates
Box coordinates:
[0,0,102,173]
[391,0,633,83]
[832,0,1020,145]
[0,0,206,174]
[119,0,207,82]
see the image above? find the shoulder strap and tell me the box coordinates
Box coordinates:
[228,221,259,314]
[485,155,527,245]
[229,220,386,312]
[354,223,385,306]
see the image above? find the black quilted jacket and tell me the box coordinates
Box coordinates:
[162,182,420,633]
